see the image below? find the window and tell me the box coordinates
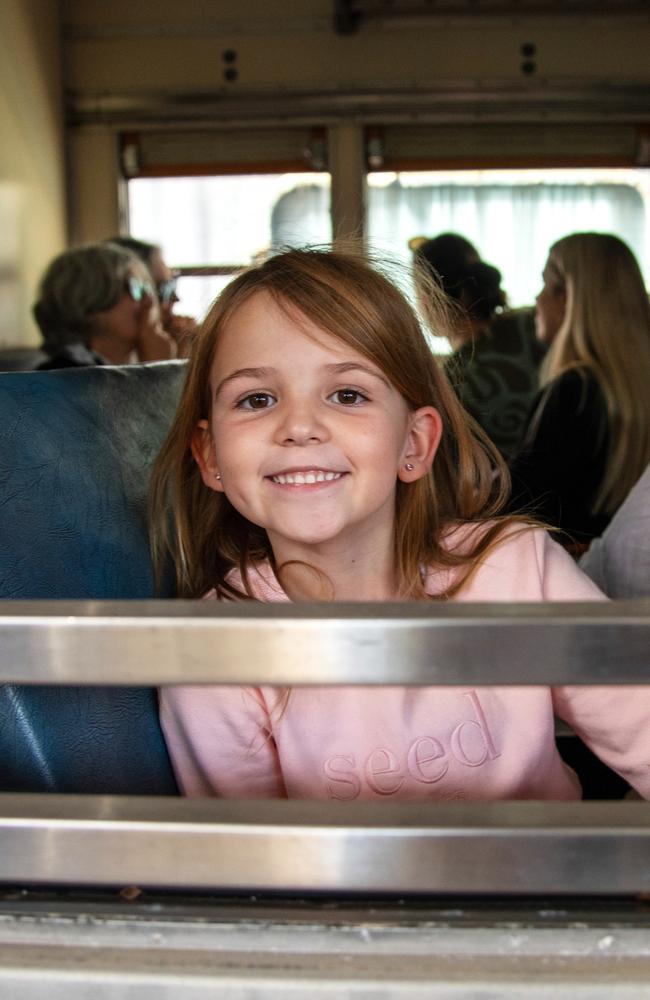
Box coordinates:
[367,168,650,308]
[128,173,331,320]
[129,167,649,354]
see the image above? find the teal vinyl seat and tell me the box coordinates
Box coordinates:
[0,362,187,793]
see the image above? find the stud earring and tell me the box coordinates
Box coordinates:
[215,473,221,481]
[405,462,414,472]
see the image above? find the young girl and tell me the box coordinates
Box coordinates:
[152,247,650,802]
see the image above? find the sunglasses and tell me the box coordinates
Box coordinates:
[156,277,178,304]
[126,275,155,302]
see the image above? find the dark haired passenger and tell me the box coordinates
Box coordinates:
[33,242,175,369]
[412,233,544,459]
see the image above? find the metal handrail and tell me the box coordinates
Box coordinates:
[1,600,649,895]
[1,599,650,685]
[0,795,649,894]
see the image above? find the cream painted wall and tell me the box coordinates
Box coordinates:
[68,127,122,245]
[0,0,67,347]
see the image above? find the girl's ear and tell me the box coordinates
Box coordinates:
[398,406,443,483]
[191,419,224,493]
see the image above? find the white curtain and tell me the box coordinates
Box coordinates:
[367,180,647,307]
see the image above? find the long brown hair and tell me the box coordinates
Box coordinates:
[150,246,531,599]
[541,232,650,514]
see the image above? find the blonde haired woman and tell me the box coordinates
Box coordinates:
[509,232,650,547]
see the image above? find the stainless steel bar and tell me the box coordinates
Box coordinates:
[0,600,649,685]
[0,795,648,894]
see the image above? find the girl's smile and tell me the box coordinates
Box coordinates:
[192,288,441,591]
[268,468,346,486]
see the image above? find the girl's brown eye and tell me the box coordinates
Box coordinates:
[240,392,275,410]
[332,388,367,405]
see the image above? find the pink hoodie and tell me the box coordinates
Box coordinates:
[160,527,650,800]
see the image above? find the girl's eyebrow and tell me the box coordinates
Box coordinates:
[324,362,391,387]
[214,367,274,398]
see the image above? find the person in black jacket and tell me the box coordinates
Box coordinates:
[508,232,650,548]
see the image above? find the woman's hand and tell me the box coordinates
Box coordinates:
[164,312,199,359]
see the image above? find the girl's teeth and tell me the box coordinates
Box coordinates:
[272,471,342,485]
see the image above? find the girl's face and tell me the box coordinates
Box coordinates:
[535,260,566,345]
[193,290,441,563]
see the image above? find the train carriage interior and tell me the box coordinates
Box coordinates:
[1,1,650,996]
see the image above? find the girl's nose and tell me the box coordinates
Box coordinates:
[274,399,328,446]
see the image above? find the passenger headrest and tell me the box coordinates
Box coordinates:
[0,361,187,599]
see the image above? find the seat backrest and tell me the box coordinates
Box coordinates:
[0,347,46,372]
[0,362,187,793]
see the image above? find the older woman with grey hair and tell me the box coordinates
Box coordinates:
[33,242,175,369]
